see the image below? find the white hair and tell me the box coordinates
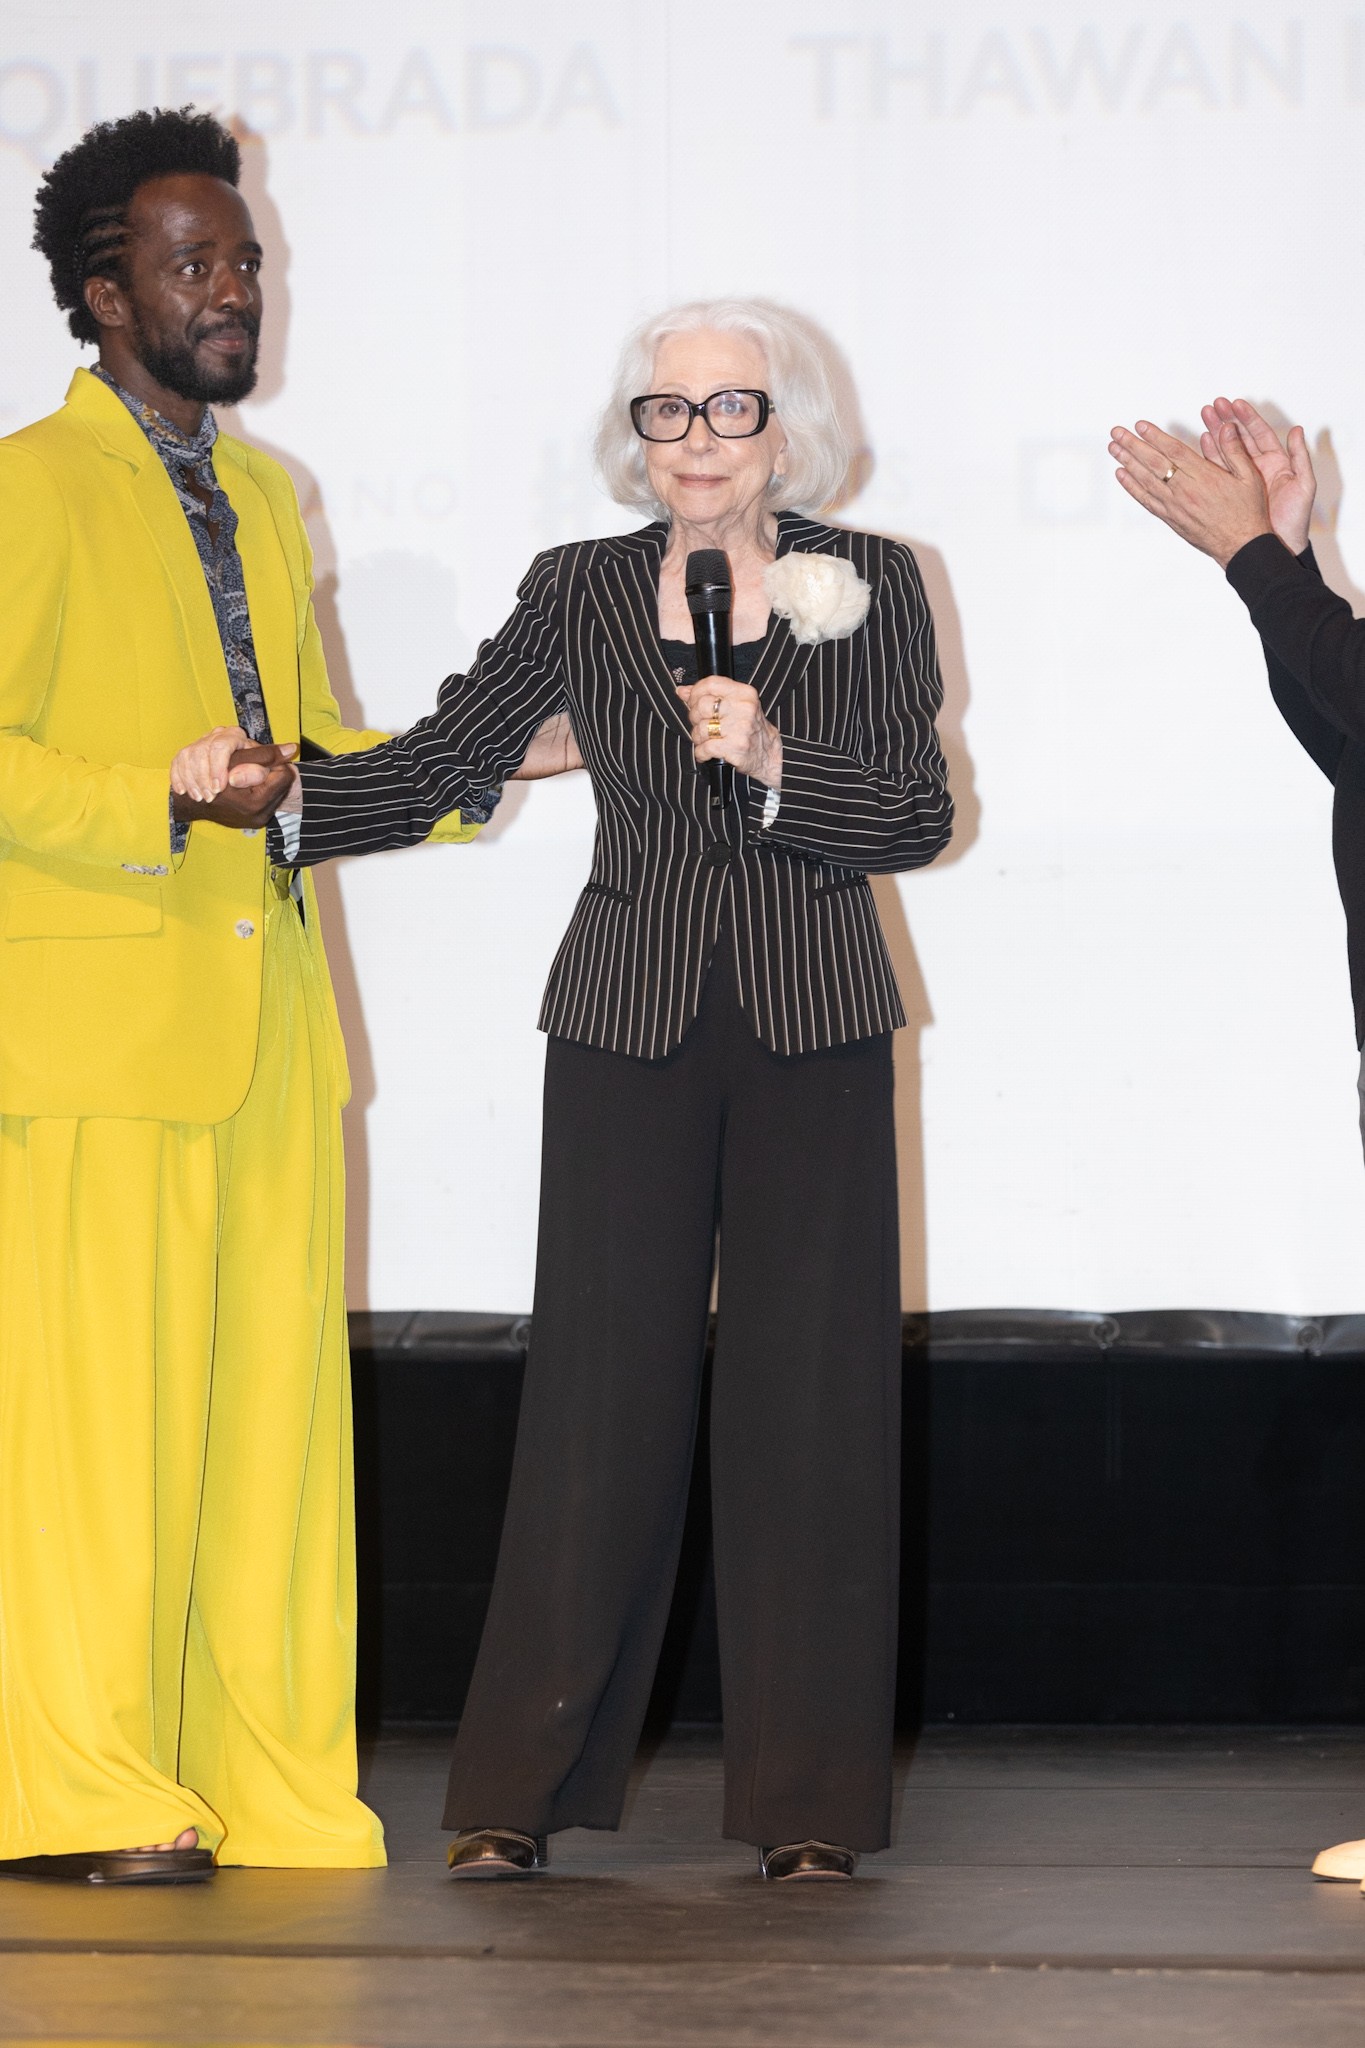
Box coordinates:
[593,298,854,519]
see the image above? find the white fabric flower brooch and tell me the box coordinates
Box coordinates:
[763,551,872,646]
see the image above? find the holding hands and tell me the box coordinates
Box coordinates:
[171,713,583,836]
[676,677,782,788]
[1109,400,1318,566]
[170,726,299,830]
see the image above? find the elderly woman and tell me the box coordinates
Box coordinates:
[239,299,952,1878]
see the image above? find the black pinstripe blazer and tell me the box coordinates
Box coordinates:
[296,511,953,1058]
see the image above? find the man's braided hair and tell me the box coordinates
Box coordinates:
[33,106,241,344]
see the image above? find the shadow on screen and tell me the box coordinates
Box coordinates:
[798,307,981,1312]
[868,540,977,1316]
[219,130,547,1304]
[217,128,383,1307]
[1291,419,1363,612]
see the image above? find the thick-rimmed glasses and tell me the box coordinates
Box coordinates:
[629,388,772,442]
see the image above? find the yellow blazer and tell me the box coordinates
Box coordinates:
[0,367,478,1123]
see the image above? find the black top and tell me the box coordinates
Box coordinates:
[659,636,767,684]
[1227,533,1365,1047]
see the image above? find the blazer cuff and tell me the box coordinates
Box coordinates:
[755,734,859,852]
[105,764,185,873]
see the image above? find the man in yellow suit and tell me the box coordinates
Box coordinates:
[0,107,547,1884]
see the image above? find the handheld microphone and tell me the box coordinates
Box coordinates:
[685,549,731,807]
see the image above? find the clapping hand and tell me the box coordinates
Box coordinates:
[1108,417,1275,566]
[1198,398,1318,557]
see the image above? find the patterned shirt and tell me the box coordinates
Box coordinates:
[94,366,273,747]
[93,366,303,867]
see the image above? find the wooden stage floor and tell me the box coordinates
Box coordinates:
[2,1726,1365,2045]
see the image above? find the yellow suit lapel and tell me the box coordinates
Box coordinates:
[67,370,234,733]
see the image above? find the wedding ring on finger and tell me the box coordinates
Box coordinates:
[707,716,722,739]
[1161,464,1178,483]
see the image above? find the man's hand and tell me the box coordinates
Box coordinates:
[171,729,298,829]
[1198,397,1317,557]
[1108,418,1275,566]
[676,676,782,786]
[227,745,302,813]
[510,712,585,780]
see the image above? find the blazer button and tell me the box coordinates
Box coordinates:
[235,919,256,939]
[703,842,735,867]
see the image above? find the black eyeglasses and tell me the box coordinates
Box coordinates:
[629,388,772,442]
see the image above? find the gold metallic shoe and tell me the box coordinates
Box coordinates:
[758,1840,857,1881]
[1312,1837,1365,1881]
[447,1828,548,1878]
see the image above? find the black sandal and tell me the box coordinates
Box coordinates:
[0,1847,214,1885]
[758,1840,857,1881]
[447,1828,548,1878]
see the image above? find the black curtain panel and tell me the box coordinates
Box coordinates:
[350,1309,1365,1730]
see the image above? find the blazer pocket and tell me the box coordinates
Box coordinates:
[579,879,634,907]
[809,872,870,901]
[3,889,163,939]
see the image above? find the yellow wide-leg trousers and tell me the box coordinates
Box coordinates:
[0,894,384,1867]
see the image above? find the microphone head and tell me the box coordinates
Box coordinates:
[684,549,732,615]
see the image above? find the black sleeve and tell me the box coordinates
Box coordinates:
[1251,545,1346,780]
[295,551,567,865]
[1226,534,1363,765]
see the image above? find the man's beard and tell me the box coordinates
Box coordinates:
[130,306,260,405]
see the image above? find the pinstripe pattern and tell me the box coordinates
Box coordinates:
[297,512,952,1057]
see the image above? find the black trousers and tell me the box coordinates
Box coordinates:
[443,945,902,1850]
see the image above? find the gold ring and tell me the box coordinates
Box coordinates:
[1161,464,1177,483]
[707,717,722,739]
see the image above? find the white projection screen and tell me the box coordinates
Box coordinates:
[4,0,1364,1314]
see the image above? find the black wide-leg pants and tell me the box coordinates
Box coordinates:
[443,945,902,1851]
